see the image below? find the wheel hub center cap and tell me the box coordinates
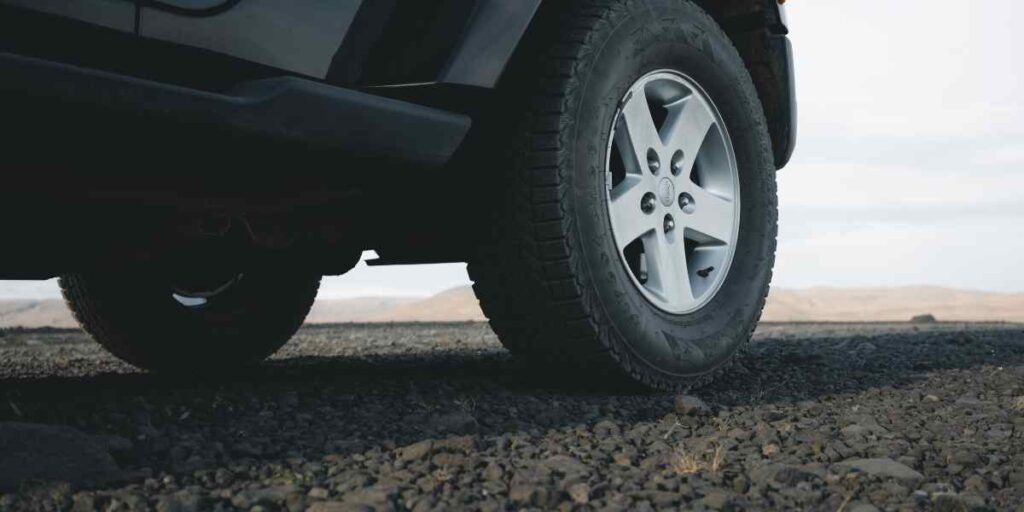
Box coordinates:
[657,178,676,207]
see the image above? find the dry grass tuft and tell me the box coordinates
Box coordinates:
[670,443,724,475]
[433,467,453,483]
[670,448,703,475]
[1012,396,1024,413]
[710,444,724,474]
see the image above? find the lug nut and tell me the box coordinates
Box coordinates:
[664,214,675,233]
[647,148,660,174]
[671,150,685,175]
[678,192,696,214]
[641,193,657,214]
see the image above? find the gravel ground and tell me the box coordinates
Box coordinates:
[1,322,1022,511]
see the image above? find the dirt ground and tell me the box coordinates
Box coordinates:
[1,322,1022,511]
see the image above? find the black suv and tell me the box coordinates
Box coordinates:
[0,0,795,390]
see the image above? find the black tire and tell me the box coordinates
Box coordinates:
[469,0,777,391]
[59,270,320,372]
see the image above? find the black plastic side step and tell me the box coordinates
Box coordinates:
[0,52,471,169]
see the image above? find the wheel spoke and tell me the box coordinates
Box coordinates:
[662,95,715,175]
[684,185,735,244]
[645,230,693,304]
[609,175,654,248]
[617,89,663,171]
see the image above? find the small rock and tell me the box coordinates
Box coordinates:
[397,440,433,462]
[923,394,940,402]
[931,493,971,512]
[753,464,823,487]
[433,435,476,453]
[701,489,735,510]
[231,486,298,509]
[341,486,398,510]
[836,458,924,482]
[593,420,620,436]
[674,395,711,416]
[542,455,588,475]
[567,482,590,505]
[509,484,550,507]
[308,487,330,500]
[431,452,468,468]
[155,491,201,512]
[0,422,130,491]
[306,502,349,512]
[963,474,988,493]
[70,493,96,512]
[841,424,871,438]
[846,502,880,512]
[483,462,504,481]
[762,443,780,457]
[731,475,750,493]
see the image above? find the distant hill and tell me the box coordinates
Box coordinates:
[358,286,486,323]
[761,286,1024,323]
[305,297,420,324]
[0,299,78,329]
[2,286,1022,328]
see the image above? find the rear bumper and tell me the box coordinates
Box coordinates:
[0,52,471,171]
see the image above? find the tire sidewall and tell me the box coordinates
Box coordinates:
[62,271,320,370]
[569,1,777,379]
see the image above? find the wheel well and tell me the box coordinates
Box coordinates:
[505,0,794,169]
[693,0,795,168]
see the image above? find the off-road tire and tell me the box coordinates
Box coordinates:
[468,0,778,391]
[59,271,320,372]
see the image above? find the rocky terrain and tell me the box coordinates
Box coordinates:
[1,322,1022,511]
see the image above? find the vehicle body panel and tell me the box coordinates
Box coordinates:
[2,0,134,32]
[0,0,797,276]
[0,0,796,167]
[139,0,360,79]
[437,0,541,87]
[145,0,237,13]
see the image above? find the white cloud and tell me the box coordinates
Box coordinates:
[971,144,1024,167]
[773,217,1024,292]
[778,162,1024,212]
[788,0,1024,139]
[765,0,1024,293]
[0,279,62,300]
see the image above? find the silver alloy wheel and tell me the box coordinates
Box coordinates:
[172,273,244,308]
[605,70,740,314]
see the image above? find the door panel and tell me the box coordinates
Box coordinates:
[139,0,363,78]
[147,0,235,11]
[1,0,134,32]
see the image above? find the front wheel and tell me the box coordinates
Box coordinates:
[469,0,778,391]
[60,269,320,372]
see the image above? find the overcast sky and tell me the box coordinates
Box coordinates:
[2,0,1022,299]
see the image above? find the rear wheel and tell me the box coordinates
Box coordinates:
[469,0,777,390]
[60,269,320,372]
